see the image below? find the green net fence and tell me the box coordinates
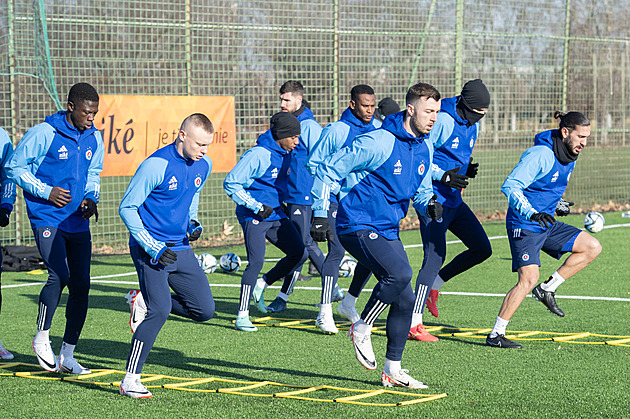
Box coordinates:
[0,0,629,252]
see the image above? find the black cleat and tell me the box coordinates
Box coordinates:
[297,274,312,282]
[486,334,523,349]
[308,261,319,276]
[532,285,565,317]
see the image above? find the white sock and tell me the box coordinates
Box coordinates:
[34,329,50,344]
[411,311,423,328]
[353,319,371,335]
[124,371,141,383]
[277,293,289,301]
[541,271,565,293]
[431,274,445,291]
[59,342,75,358]
[489,316,509,338]
[257,277,268,289]
[341,293,357,308]
[237,310,249,318]
[319,303,332,316]
[384,358,401,374]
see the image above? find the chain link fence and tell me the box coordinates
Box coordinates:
[0,0,629,252]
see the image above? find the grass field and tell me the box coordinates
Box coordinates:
[0,212,629,417]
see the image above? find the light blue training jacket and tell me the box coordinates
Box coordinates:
[0,128,17,211]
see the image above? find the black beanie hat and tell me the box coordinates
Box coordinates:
[375,97,401,121]
[270,112,301,141]
[460,79,490,110]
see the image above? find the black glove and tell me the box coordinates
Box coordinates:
[440,166,469,190]
[530,212,556,228]
[257,204,273,220]
[426,195,443,220]
[310,217,331,242]
[0,207,10,227]
[281,203,289,215]
[81,198,99,222]
[466,157,479,178]
[555,198,574,217]
[188,220,202,241]
[158,248,178,266]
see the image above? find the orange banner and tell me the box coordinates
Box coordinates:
[94,95,236,176]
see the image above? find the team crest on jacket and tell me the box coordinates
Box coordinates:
[58,145,68,160]
[194,176,202,188]
[42,228,52,238]
[567,171,572,181]
[418,163,426,176]
[85,148,93,160]
[470,138,474,148]
[168,176,178,191]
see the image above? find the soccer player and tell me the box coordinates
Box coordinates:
[6,83,102,374]
[118,113,216,398]
[0,127,16,360]
[409,79,493,342]
[223,112,307,331]
[307,84,380,334]
[486,111,602,348]
[311,82,443,388]
[267,81,335,312]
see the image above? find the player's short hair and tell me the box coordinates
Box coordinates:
[350,84,375,102]
[554,111,590,131]
[181,113,215,134]
[406,82,441,105]
[68,83,99,104]
[279,80,305,97]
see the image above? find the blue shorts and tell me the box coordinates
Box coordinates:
[508,222,581,272]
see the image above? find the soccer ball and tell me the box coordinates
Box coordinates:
[197,253,217,274]
[339,255,357,278]
[219,252,242,273]
[583,211,605,233]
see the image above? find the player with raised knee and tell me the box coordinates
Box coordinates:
[486,111,601,348]
[311,83,443,388]
[307,84,381,333]
[224,112,307,331]
[409,79,493,342]
[118,114,216,397]
[0,127,16,360]
[6,83,102,374]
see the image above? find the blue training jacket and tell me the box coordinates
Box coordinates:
[311,111,435,240]
[502,130,575,233]
[429,96,479,208]
[223,129,291,224]
[284,107,322,206]
[5,111,103,232]
[0,128,17,211]
[119,142,212,261]
[307,107,380,204]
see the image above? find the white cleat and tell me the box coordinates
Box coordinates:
[126,290,147,333]
[32,338,58,372]
[58,354,92,375]
[336,303,360,324]
[316,310,338,334]
[119,378,153,399]
[0,340,14,360]
[348,322,376,370]
[381,369,428,389]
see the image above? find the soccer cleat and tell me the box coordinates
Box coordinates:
[426,289,440,317]
[532,285,565,317]
[252,281,268,313]
[297,274,312,282]
[234,315,258,332]
[266,297,287,313]
[316,310,338,334]
[348,322,376,370]
[408,324,439,342]
[119,378,153,399]
[485,333,523,349]
[332,285,345,303]
[308,261,319,276]
[381,369,428,389]
[336,303,360,324]
[126,290,148,333]
[32,338,58,372]
[58,354,92,374]
[0,340,14,360]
